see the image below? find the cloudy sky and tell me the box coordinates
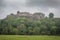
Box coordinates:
[0,0,60,19]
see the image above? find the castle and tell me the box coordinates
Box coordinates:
[7,11,45,20]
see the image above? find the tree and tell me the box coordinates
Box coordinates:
[17,24,27,35]
[33,27,40,35]
[50,26,57,35]
[40,25,49,35]
[12,28,18,35]
[2,27,8,34]
[40,18,56,35]
[49,13,54,18]
[55,19,60,35]
[28,27,33,35]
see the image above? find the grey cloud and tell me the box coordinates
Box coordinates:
[26,0,60,18]
[0,0,4,7]
[0,0,6,13]
[0,0,60,19]
[0,0,6,9]
[0,0,26,19]
[27,0,60,7]
[0,0,6,18]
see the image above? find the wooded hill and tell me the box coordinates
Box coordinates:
[0,12,60,35]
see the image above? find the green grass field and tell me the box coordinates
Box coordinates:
[0,35,60,40]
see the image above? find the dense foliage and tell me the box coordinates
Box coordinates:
[0,13,60,35]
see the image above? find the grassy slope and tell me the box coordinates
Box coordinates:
[0,35,60,40]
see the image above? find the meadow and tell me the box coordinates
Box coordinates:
[0,35,60,40]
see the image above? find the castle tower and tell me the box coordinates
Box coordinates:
[17,11,20,14]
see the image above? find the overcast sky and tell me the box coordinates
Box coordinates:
[0,0,60,19]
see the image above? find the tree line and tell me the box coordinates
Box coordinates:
[0,13,60,35]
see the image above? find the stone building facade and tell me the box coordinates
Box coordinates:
[7,11,45,20]
[16,11,45,20]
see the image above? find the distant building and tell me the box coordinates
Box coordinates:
[32,12,45,20]
[6,11,45,20]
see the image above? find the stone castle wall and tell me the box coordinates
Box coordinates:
[7,11,45,20]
